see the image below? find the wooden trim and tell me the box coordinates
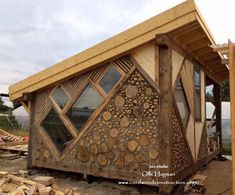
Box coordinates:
[49,84,72,114]
[194,66,202,122]
[228,40,235,195]
[155,45,160,85]
[157,44,173,194]
[27,100,34,169]
[93,63,126,96]
[172,58,185,91]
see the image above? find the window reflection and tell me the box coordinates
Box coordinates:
[99,66,122,94]
[195,69,201,120]
[51,86,69,109]
[174,80,190,128]
[41,108,73,153]
[66,84,103,132]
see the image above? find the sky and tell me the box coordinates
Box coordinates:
[0,0,235,107]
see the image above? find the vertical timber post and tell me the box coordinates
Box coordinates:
[156,35,173,194]
[23,93,34,169]
[214,84,222,152]
[229,40,235,195]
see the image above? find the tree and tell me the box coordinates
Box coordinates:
[221,80,230,101]
[0,97,11,113]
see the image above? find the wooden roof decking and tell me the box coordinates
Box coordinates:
[9,0,228,101]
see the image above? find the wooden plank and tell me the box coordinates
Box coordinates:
[27,100,34,169]
[157,42,173,194]
[9,0,198,101]
[186,114,196,161]
[186,37,210,52]
[181,60,194,113]
[214,84,222,151]
[195,122,204,161]
[131,41,155,79]
[172,49,184,86]
[228,40,235,195]
[155,45,160,85]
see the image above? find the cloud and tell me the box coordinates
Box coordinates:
[1,0,233,107]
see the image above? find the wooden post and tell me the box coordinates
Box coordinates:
[23,93,34,169]
[156,35,173,194]
[214,84,222,151]
[228,40,235,195]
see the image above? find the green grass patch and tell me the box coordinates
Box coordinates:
[222,142,231,155]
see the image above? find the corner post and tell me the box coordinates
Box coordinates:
[229,40,235,195]
[214,84,222,152]
[156,35,173,194]
[23,92,34,169]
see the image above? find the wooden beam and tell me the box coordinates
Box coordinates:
[27,100,34,169]
[169,21,199,37]
[229,40,235,195]
[191,46,211,56]
[214,84,222,152]
[156,34,222,85]
[180,28,206,45]
[157,40,173,194]
[198,52,218,62]
[185,37,210,52]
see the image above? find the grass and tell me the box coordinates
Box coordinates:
[222,142,231,155]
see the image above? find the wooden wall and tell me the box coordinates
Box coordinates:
[171,49,208,163]
[28,41,210,185]
[31,55,161,183]
[131,42,157,81]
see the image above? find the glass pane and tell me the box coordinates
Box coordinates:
[99,66,122,93]
[195,89,201,120]
[51,86,69,109]
[194,70,200,87]
[174,80,190,128]
[66,84,103,132]
[41,108,73,153]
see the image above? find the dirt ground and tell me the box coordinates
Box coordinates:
[0,149,232,195]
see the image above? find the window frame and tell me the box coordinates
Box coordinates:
[194,67,202,122]
[174,78,190,129]
[49,84,72,112]
[95,63,125,96]
[38,104,77,159]
[63,81,105,136]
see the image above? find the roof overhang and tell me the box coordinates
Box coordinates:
[9,0,228,101]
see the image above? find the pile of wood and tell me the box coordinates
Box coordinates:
[0,171,67,195]
[0,129,24,145]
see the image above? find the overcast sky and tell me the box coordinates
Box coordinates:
[0,0,235,106]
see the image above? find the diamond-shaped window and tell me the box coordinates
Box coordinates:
[51,86,69,109]
[66,84,103,132]
[41,108,73,153]
[98,66,122,94]
[174,79,190,128]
